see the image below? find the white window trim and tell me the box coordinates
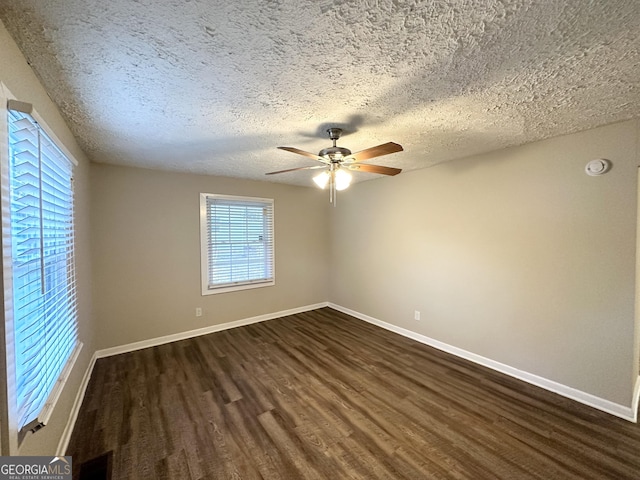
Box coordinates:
[199,193,275,295]
[0,83,82,454]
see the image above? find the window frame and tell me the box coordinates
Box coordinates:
[0,84,82,453]
[199,193,275,295]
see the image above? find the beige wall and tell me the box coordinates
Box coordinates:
[91,164,330,349]
[0,19,95,454]
[330,120,639,407]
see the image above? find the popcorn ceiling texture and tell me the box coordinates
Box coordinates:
[1,0,639,185]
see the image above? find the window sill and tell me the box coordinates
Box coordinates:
[201,280,275,296]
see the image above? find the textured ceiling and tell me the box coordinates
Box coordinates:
[1,0,639,186]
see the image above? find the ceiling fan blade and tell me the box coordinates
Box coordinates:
[346,142,403,162]
[266,165,326,175]
[278,146,328,163]
[348,163,402,176]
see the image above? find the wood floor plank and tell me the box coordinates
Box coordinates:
[67,307,640,479]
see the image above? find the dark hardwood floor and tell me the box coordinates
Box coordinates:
[66,307,640,479]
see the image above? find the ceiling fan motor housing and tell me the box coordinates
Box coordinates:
[319,146,352,161]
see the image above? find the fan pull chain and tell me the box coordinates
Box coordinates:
[329,170,337,206]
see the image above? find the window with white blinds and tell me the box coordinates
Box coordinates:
[200,194,275,295]
[4,103,78,435]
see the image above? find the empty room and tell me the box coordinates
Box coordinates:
[1,1,640,479]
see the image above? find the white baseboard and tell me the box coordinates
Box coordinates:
[56,302,328,453]
[56,350,97,455]
[632,375,640,422]
[328,303,638,423]
[95,302,328,359]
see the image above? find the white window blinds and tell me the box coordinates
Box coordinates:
[6,104,78,433]
[200,194,275,294]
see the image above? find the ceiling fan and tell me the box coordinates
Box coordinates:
[266,128,403,204]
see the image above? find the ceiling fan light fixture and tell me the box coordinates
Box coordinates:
[334,169,352,191]
[313,170,331,189]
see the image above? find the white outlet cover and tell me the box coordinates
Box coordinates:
[585,158,612,176]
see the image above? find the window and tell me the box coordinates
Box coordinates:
[200,194,275,295]
[2,98,79,445]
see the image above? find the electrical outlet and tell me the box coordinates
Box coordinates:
[195,307,202,317]
[414,310,421,321]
